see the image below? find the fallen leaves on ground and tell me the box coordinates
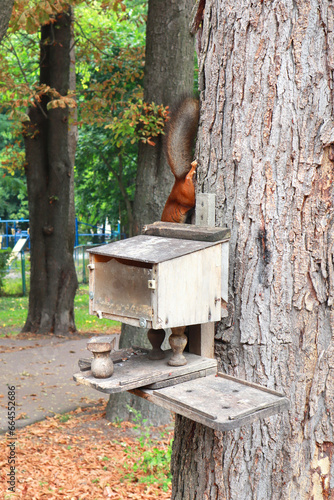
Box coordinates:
[0,400,173,499]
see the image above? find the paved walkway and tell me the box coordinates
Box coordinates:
[0,335,109,433]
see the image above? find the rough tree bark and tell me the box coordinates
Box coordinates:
[172,0,334,499]
[0,0,14,43]
[106,0,196,424]
[23,8,78,335]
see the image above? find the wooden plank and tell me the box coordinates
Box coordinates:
[155,245,221,328]
[89,311,154,329]
[87,235,221,264]
[216,372,288,398]
[145,366,217,389]
[73,350,217,394]
[133,374,289,431]
[142,221,230,242]
[188,323,215,358]
[195,193,216,227]
[89,253,95,316]
[155,391,218,420]
[221,240,229,303]
[188,193,220,357]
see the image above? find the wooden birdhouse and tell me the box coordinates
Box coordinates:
[74,211,289,430]
[87,222,230,330]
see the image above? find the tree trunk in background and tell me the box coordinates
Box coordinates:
[172,0,334,498]
[106,325,173,425]
[0,0,14,43]
[23,9,78,335]
[133,0,196,233]
[106,0,196,425]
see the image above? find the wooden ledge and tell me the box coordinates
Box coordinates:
[142,221,230,242]
[73,349,217,394]
[132,373,289,431]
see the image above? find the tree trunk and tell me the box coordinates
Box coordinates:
[23,9,78,335]
[133,0,196,233]
[172,1,334,498]
[0,0,14,43]
[106,0,196,425]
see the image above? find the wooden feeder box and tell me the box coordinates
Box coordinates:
[87,222,230,330]
[74,218,289,430]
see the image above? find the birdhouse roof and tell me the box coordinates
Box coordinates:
[87,235,222,265]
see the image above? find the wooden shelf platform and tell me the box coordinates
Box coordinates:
[73,346,289,430]
[73,349,217,394]
[131,373,289,431]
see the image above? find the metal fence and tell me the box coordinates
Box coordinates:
[1,228,125,294]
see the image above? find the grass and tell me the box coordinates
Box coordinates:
[0,283,120,337]
[74,285,120,333]
[122,406,173,492]
[0,295,28,334]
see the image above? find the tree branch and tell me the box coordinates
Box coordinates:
[8,41,48,119]
[74,19,113,58]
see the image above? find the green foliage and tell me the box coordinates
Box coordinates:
[0,249,11,294]
[121,405,173,492]
[105,99,168,148]
[0,0,170,235]
[0,172,28,220]
[74,124,137,229]
[0,114,28,219]
[58,414,71,423]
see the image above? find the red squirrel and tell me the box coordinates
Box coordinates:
[161,97,199,223]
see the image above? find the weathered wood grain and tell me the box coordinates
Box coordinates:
[73,350,217,393]
[87,235,221,264]
[132,374,289,431]
[142,221,230,242]
[89,236,226,329]
[171,0,334,498]
[155,244,222,328]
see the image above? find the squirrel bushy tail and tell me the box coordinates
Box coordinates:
[161,97,199,224]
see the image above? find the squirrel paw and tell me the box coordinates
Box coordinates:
[186,160,198,181]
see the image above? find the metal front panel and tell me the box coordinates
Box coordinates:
[92,258,153,322]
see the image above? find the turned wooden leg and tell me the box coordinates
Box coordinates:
[147,328,166,360]
[168,326,188,366]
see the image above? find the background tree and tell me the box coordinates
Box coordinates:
[106,0,197,424]
[1,0,166,238]
[74,0,149,236]
[1,0,168,334]
[171,0,334,498]
[0,0,14,42]
[133,0,197,233]
[23,7,78,334]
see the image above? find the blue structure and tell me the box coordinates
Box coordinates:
[0,218,123,250]
[0,219,30,249]
[74,218,122,247]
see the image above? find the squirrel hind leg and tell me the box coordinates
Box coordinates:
[161,202,194,224]
[182,207,195,224]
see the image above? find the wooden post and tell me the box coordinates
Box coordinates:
[188,193,216,359]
